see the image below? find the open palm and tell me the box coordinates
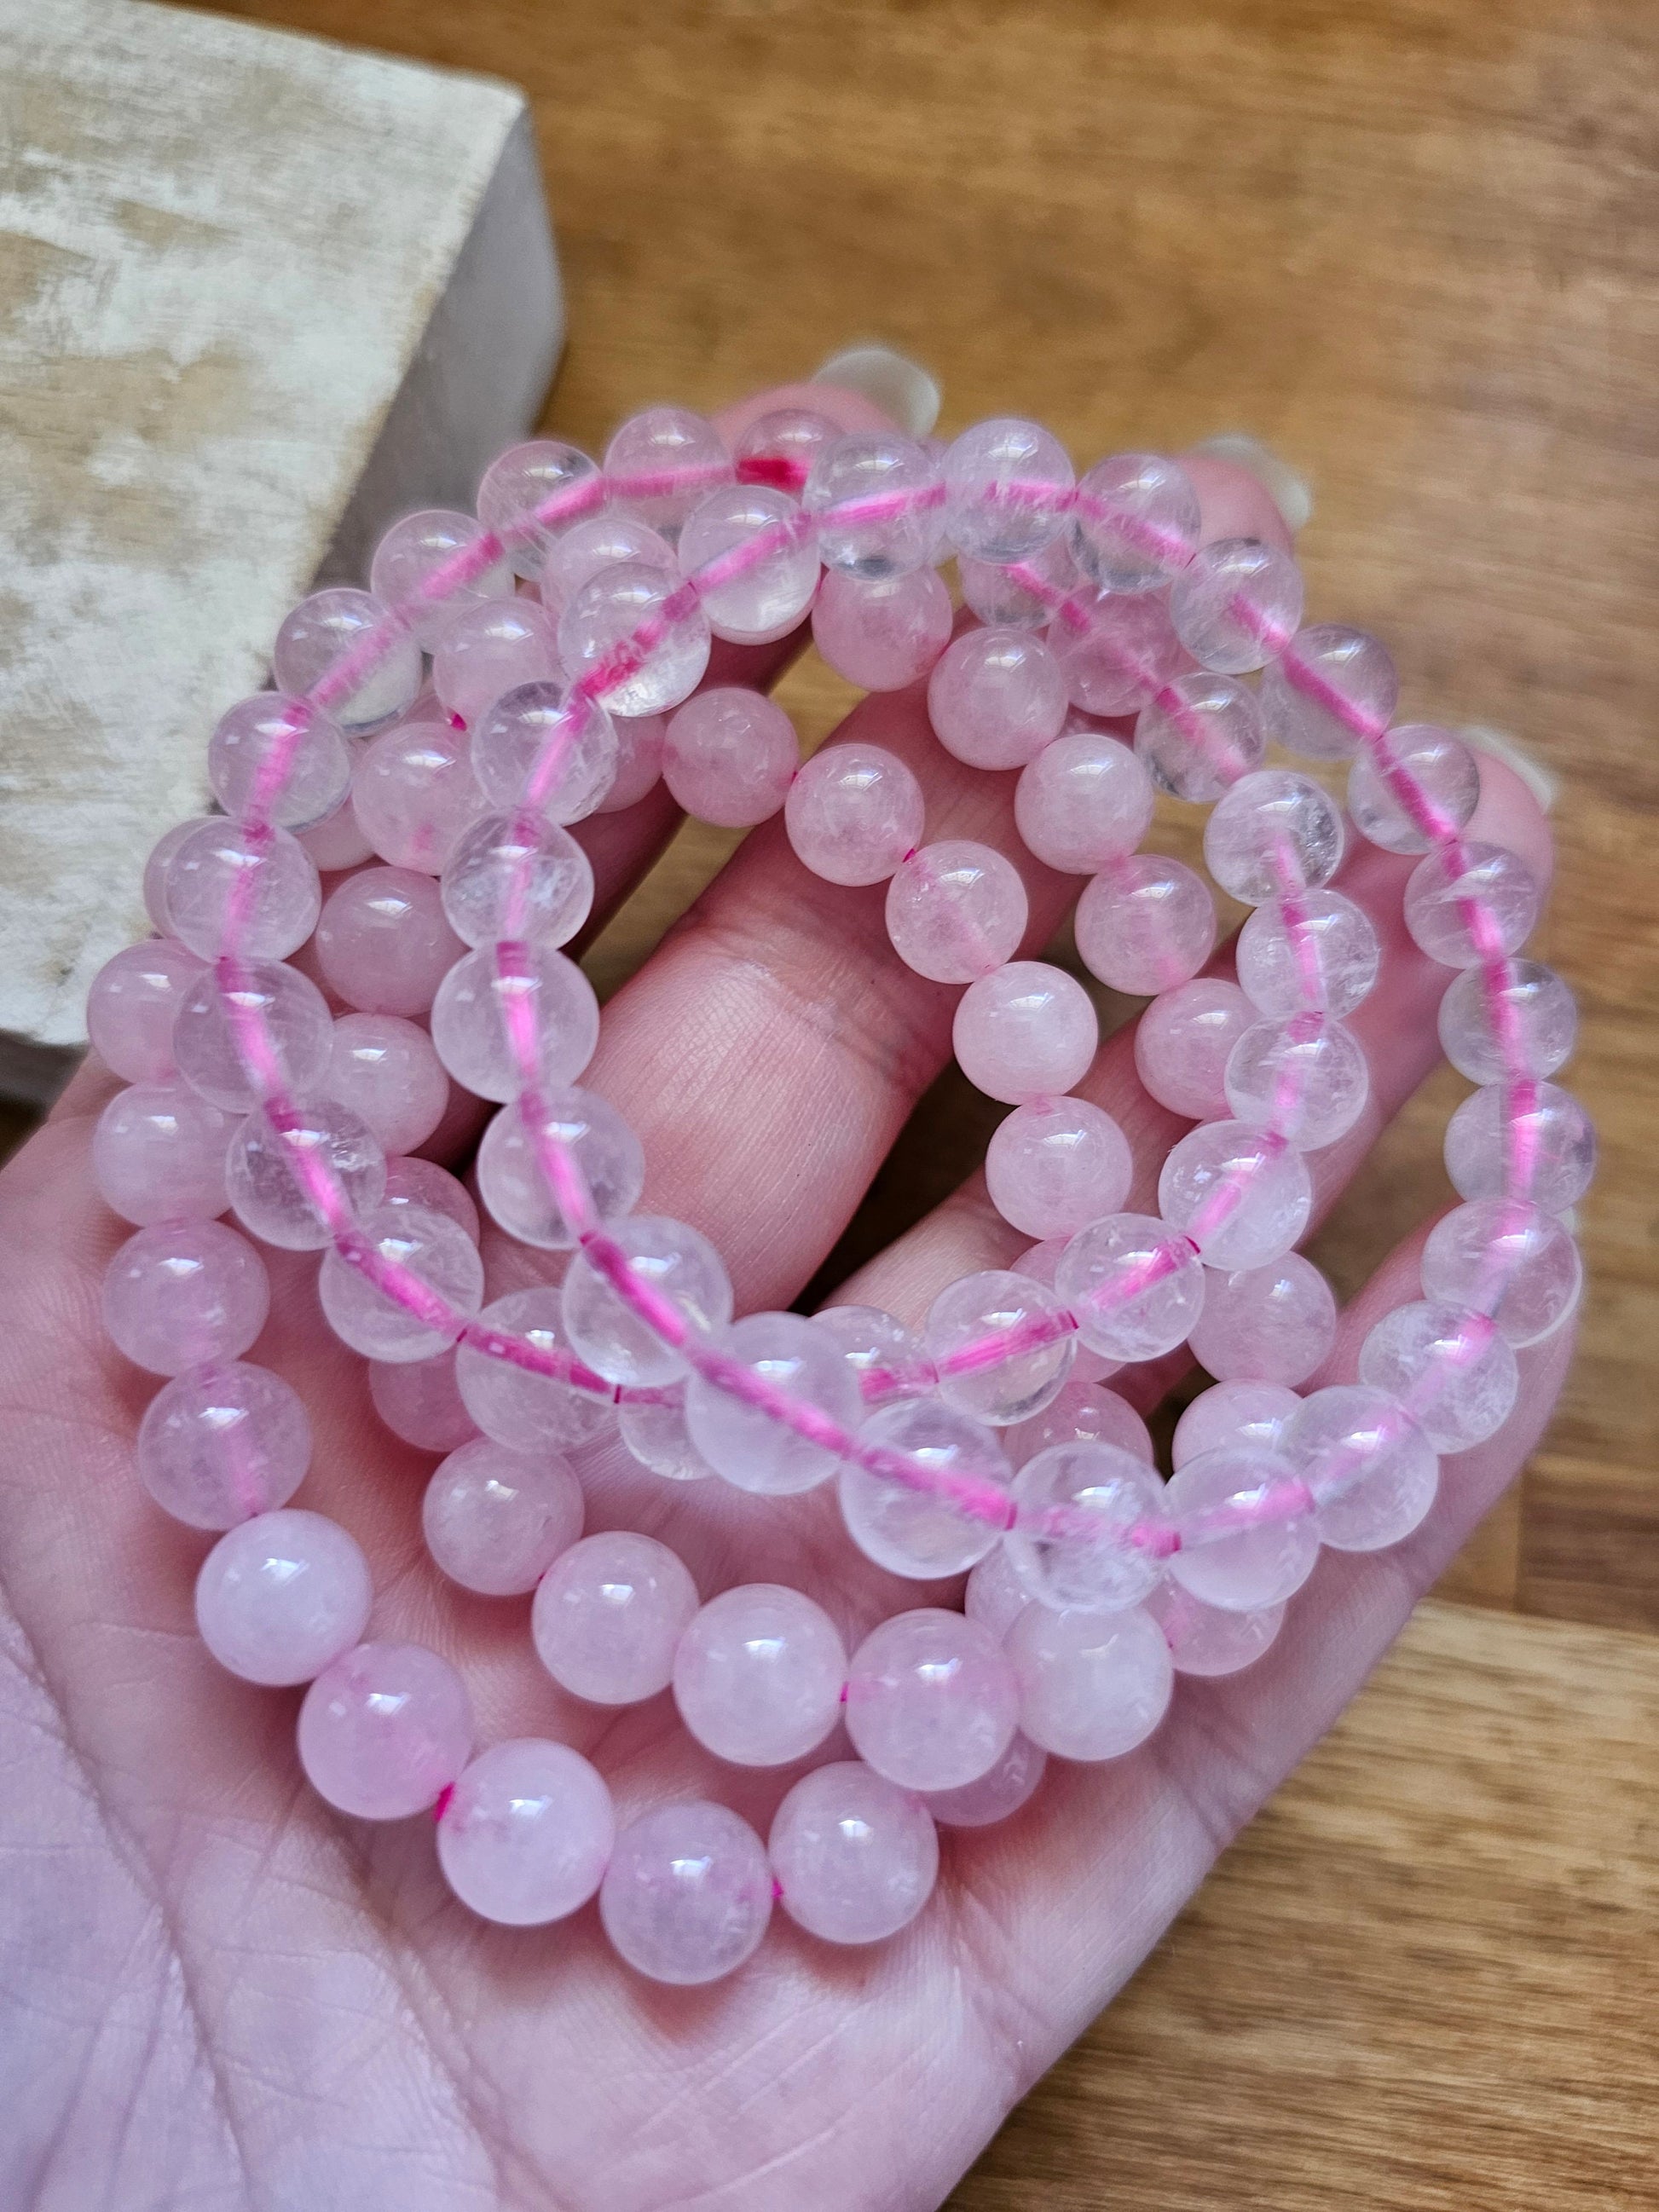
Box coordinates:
[0,387,1571,2211]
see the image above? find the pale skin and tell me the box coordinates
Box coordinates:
[0,384,1570,2210]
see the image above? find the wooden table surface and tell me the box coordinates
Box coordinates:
[120,0,1659,2199]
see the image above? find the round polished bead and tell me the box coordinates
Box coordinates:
[327,1014,448,1154]
[103,1219,269,1375]
[206,694,350,832]
[1005,1600,1174,1760]
[1171,536,1304,672]
[1403,840,1542,967]
[143,817,209,934]
[1070,451,1200,591]
[561,1215,734,1388]
[1135,671,1266,801]
[1165,1445,1320,1609]
[785,742,924,885]
[298,1642,472,1820]
[431,598,561,727]
[813,1304,930,1401]
[803,430,945,579]
[1133,978,1252,1121]
[1225,1013,1371,1149]
[477,1088,644,1250]
[1074,856,1217,996]
[1013,1243,1119,1386]
[422,1437,583,1595]
[165,820,320,963]
[470,681,619,823]
[679,482,819,642]
[382,1156,480,1240]
[319,1201,483,1363]
[1348,724,1481,853]
[846,1608,1018,1791]
[1438,960,1577,1084]
[924,1268,1075,1426]
[604,407,731,540]
[771,1762,939,1943]
[441,810,594,950]
[1142,1580,1286,1677]
[810,567,953,690]
[1188,1253,1338,1386]
[1014,728,1154,874]
[1236,889,1381,1020]
[315,865,465,1017]
[596,711,668,812]
[227,1099,385,1250]
[1286,1383,1440,1551]
[1358,1300,1518,1452]
[367,1351,477,1454]
[273,587,421,736]
[924,1731,1048,1828]
[733,404,840,492]
[438,1738,614,1925]
[599,1800,771,1985]
[1445,1081,1597,1212]
[944,416,1073,563]
[86,937,202,1085]
[546,515,676,604]
[369,511,513,650]
[195,1509,372,1685]
[1005,1380,1154,1470]
[618,1383,716,1481]
[839,1400,1013,1579]
[173,957,332,1114]
[477,437,604,579]
[663,687,799,826]
[965,1542,1032,1638]
[298,800,376,873]
[1259,625,1396,760]
[1171,1380,1302,1467]
[1049,588,1184,717]
[532,1531,698,1704]
[685,1313,860,1494]
[952,960,1098,1105]
[93,1083,233,1226]
[673,1584,847,1766]
[558,563,710,717]
[1421,1198,1582,1347]
[1007,1440,1166,1612]
[137,1360,309,1528]
[885,840,1028,983]
[960,549,1078,649]
[986,1098,1132,1241]
[928,627,1068,770]
[430,941,599,1102]
[1159,1121,1313,1270]
[353,708,488,874]
[1055,1212,1206,1362]
[454,1286,616,1450]
[1204,770,1344,904]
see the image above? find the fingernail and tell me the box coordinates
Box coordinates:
[1193,433,1315,534]
[812,344,941,439]
[1461,724,1558,815]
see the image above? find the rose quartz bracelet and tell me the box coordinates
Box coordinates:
[83,399,1589,1980]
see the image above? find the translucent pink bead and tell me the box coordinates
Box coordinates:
[604,407,731,540]
[986,1097,1132,1240]
[1165,1444,1320,1609]
[142,817,210,933]
[813,1304,930,1401]
[846,1608,1018,1790]
[1421,1198,1581,1348]
[944,417,1073,563]
[924,1268,1075,1425]
[1005,1599,1174,1760]
[382,1155,480,1240]
[673,1583,847,1765]
[1171,536,1304,673]
[558,563,710,718]
[958,535,1079,633]
[1159,1121,1313,1270]
[422,1437,583,1595]
[477,438,604,579]
[1135,672,1265,802]
[367,1352,477,1454]
[206,695,350,830]
[471,682,619,823]
[173,959,332,1113]
[1236,889,1380,1020]
[1445,1081,1596,1213]
[618,1383,717,1482]
[803,430,945,579]
[1439,960,1576,1084]
[685,1312,860,1494]
[927,627,1068,770]
[273,587,421,736]
[165,820,320,962]
[327,1014,448,1154]
[195,1509,372,1685]
[227,1098,385,1250]
[839,1399,1013,1578]
[1188,1253,1338,1386]
[319,1201,483,1363]
[532,1530,698,1704]
[561,1215,734,1387]
[1008,1441,1166,1612]
[454,1286,616,1450]
[1056,1212,1206,1362]
[662,687,799,826]
[965,1542,1032,1638]
[1348,725,1480,854]
[1048,589,1185,717]
[1287,1383,1440,1551]
[438,1739,614,1925]
[595,711,668,812]
[1006,1379,1154,1469]
[545,514,677,602]
[811,567,954,689]
[679,482,819,642]
[1014,1233,1128,1380]
[315,866,463,1018]
[102,1219,269,1375]
[924,1731,1048,1828]
[1358,1300,1517,1452]
[1133,978,1251,1121]
[732,404,839,492]
[1075,856,1217,996]
[136,1360,309,1528]
[1172,1380,1302,1466]
[1014,728,1153,875]
[353,709,488,874]
[477,1087,644,1250]
[1225,1013,1371,1149]
[430,941,599,1102]
[431,598,561,726]
[1204,770,1344,905]
[785,742,924,885]
[1071,451,1201,591]
[440,810,593,950]
[885,840,1028,984]
[1143,1580,1286,1677]
[93,1083,233,1225]
[1403,840,1542,967]
[599,1800,771,1985]
[1259,625,1396,760]
[298,1641,472,1820]
[771,1762,939,1943]
[298,800,375,873]
[369,510,513,650]
[87,938,205,1083]
[953,960,1098,1105]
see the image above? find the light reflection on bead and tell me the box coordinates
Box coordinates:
[1004,1600,1173,1760]
[771,1761,939,1943]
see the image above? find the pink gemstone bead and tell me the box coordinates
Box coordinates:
[733,404,839,492]
[673,1583,847,1766]
[165,820,320,962]
[315,865,465,1017]
[1071,451,1200,591]
[839,1400,1014,1578]
[273,587,422,736]
[561,1215,734,1388]
[423,1436,584,1595]
[771,1762,939,1943]
[1055,1212,1206,1362]
[679,482,819,643]
[1135,672,1266,801]
[477,1087,645,1250]
[803,430,946,579]
[173,958,332,1114]
[885,840,1028,984]
[429,941,600,1102]
[102,1219,269,1375]
[1348,725,1481,854]
[1403,840,1543,967]
[599,1800,771,1985]
[143,817,211,933]
[298,800,376,873]
[1143,1580,1286,1677]
[1287,1383,1440,1551]
[813,1304,931,1400]
[442,809,596,955]
[327,1014,448,1154]
[1159,1122,1313,1270]
[923,1268,1075,1426]
[1075,856,1217,996]
[965,1542,1032,1638]
[1225,1014,1372,1150]
[1012,1238,1119,1386]
[1014,728,1154,875]
[532,1531,698,1705]
[195,1509,372,1685]
[1134,978,1253,1120]
[1006,1379,1154,1469]
[1438,960,1576,1084]
[846,1608,1019,1791]
[558,562,711,717]
[298,1641,473,1820]
[952,960,1099,1105]
[1008,1441,1167,1612]
[369,510,513,650]
[1235,889,1381,1020]
[471,682,619,823]
[353,708,488,874]
[381,1155,480,1240]
[1188,1253,1338,1386]
[618,1383,718,1482]
[477,438,604,579]
[662,687,799,826]
[1049,588,1185,717]
[986,1097,1132,1240]
[1172,1380,1303,1466]
[367,1352,477,1454]
[318,1201,484,1363]
[137,1360,309,1528]
[594,711,668,812]
[1445,1081,1596,1213]
[431,598,561,727]
[605,406,732,540]
[811,568,953,689]
[206,694,350,830]
[1170,536,1304,673]
[227,1098,385,1250]
[438,1739,615,1925]
[685,1311,861,1494]
[1204,769,1344,905]
[86,938,205,1083]
[1421,1198,1581,1348]
[928,627,1069,770]
[943,416,1074,563]
[545,514,676,603]
[1165,1444,1320,1610]
[93,1082,233,1226]
[924,1731,1048,1828]
[1259,625,1397,760]
[1005,1599,1174,1760]
[1358,1300,1518,1452]
[958,534,1079,631]
[784,742,925,886]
